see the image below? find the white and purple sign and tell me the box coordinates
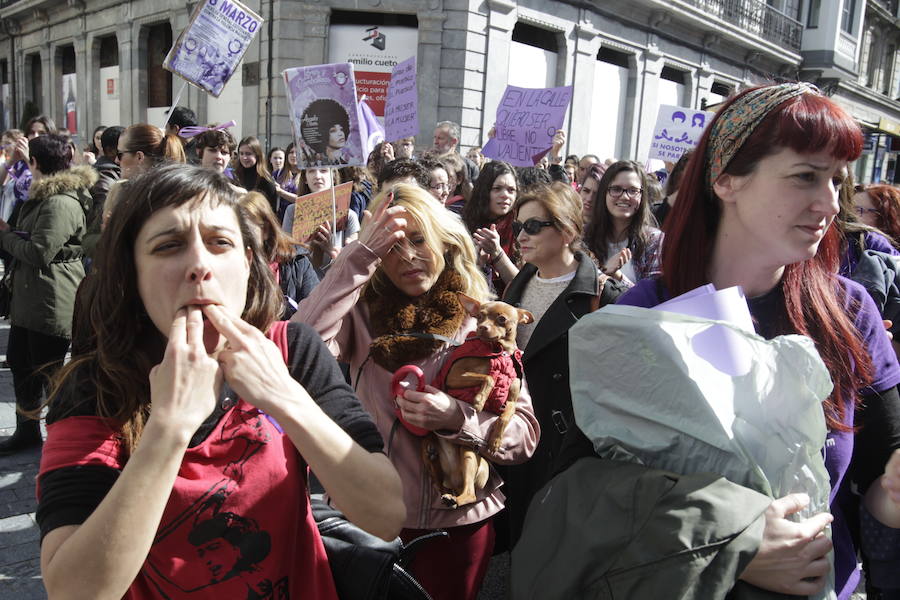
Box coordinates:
[164,0,262,98]
[384,56,418,142]
[482,85,573,167]
[648,104,714,162]
[283,62,364,168]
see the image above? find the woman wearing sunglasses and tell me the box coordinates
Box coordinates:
[497,182,625,550]
[584,160,662,286]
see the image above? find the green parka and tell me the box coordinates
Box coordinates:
[0,165,96,338]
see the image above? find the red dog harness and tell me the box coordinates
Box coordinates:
[432,335,524,414]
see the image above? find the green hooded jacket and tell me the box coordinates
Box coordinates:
[0,165,97,338]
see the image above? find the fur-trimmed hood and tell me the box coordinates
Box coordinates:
[29,165,99,211]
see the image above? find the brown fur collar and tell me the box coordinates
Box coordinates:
[29,165,98,203]
[364,268,466,372]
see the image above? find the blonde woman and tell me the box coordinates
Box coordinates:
[293,183,539,600]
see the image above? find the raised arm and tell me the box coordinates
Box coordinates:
[205,304,405,540]
[292,202,408,357]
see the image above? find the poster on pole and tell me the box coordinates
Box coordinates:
[283,62,364,168]
[163,0,262,98]
[481,85,573,167]
[648,104,714,162]
[383,56,418,141]
[291,182,354,244]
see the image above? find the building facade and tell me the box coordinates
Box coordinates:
[0,0,897,182]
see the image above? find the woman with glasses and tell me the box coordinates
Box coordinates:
[584,160,662,287]
[420,157,452,207]
[439,152,471,215]
[498,182,625,550]
[464,160,519,292]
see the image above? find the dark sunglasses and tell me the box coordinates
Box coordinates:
[513,218,555,236]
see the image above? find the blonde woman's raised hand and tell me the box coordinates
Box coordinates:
[149,307,221,435]
[359,199,408,259]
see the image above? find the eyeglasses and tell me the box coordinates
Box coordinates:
[607,186,642,199]
[853,206,879,216]
[513,218,555,236]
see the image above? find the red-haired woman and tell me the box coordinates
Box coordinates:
[854,184,900,250]
[615,84,900,598]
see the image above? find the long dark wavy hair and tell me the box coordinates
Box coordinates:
[50,163,283,455]
[584,160,655,265]
[462,160,517,233]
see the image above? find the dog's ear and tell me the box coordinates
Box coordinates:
[457,293,481,317]
[517,309,535,325]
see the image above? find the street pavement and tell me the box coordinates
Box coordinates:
[0,319,45,599]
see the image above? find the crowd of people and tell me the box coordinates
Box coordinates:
[0,85,899,599]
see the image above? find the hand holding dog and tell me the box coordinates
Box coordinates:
[397,384,464,432]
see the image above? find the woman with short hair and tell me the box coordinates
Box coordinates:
[0,133,96,454]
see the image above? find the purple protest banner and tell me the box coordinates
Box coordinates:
[384,56,419,142]
[482,85,573,167]
[164,0,262,98]
[357,95,385,159]
[283,62,364,168]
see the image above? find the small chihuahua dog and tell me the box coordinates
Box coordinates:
[423,293,533,508]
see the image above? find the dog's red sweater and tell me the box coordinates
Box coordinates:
[432,335,524,414]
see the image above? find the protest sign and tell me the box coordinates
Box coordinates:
[164,0,262,98]
[482,85,573,167]
[328,24,419,117]
[648,104,714,162]
[292,182,354,244]
[384,56,418,141]
[358,96,385,159]
[283,63,364,168]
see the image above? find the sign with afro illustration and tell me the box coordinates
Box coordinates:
[283,63,364,168]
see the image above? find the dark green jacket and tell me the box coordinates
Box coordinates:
[0,165,96,338]
[511,458,788,600]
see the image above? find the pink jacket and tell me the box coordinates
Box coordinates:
[294,242,540,530]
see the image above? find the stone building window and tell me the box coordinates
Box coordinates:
[807,0,820,28]
[884,44,896,96]
[28,53,42,111]
[146,23,172,108]
[841,0,857,33]
[509,22,559,88]
[99,35,118,68]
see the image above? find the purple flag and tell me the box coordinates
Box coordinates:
[482,85,573,167]
[357,95,386,160]
[384,56,419,141]
[283,62,364,168]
